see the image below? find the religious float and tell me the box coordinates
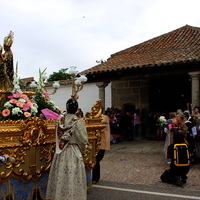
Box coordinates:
[0,32,105,199]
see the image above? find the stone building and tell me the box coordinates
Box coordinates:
[82,25,200,115]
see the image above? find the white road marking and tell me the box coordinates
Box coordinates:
[93,185,200,199]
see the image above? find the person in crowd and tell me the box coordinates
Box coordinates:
[115,109,123,142]
[164,112,176,158]
[183,112,196,162]
[169,112,188,137]
[76,108,84,118]
[85,112,91,118]
[191,106,200,158]
[191,106,200,118]
[105,110,114,143]
[0,154,9,164]
[133,109,141,139]
[121,112,134,141]
[111,112,118,142]
[46,98,88,200]
[148,111,159,138]
[160,128,190,186]
[92,114,110,184]
[156,111,165,140]
[141,108,148,139]
[177,109,183,113]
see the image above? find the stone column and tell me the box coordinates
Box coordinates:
[96,82,109,112]
[189,71,200,107]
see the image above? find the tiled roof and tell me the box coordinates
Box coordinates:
[82,25,200,74]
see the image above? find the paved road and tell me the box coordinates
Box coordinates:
[87,139,200,200]
[87,181,200,200]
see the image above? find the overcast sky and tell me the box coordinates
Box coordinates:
[1,0,200,80]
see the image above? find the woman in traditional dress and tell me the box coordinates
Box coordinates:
[46,98,88,200]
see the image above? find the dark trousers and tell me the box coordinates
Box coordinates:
[134,124,140,137]
[161,169,188,184]
[92,149,105,182]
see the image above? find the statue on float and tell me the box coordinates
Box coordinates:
[0,31,14,92]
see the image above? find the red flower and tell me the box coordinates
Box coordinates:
[24,112,31,117]
[16,102,24,108]
[2,109,10,116]
[9,99,17,104]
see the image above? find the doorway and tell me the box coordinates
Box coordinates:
[149,75,191,114]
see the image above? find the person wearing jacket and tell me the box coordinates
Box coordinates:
[92,114,110,184]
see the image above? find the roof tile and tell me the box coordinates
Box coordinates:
[83,25,200,74]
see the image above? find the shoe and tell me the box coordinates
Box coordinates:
[181,176,187,184]
[175,176,182,186]
[92,181,98,184]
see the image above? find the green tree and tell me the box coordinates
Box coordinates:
[47,68,71,82]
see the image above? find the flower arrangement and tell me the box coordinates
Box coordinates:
[34,90,61,116]
[157,116,167,128]
[32,68,61,116]
[0,66,61,121]
[0,92,38,120]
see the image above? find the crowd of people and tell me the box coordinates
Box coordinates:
[2,103,199,197]
[76,106,200,154]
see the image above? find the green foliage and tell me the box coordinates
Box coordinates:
[34,92,61,116]
[47,68,71,82]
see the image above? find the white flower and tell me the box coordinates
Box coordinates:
[12,107,23,115]
[31,106,38,114]
[47,101,55,106]
[158,116,166,126]
[33,103,38,108]
[4,102,13,108]
[18,98,26,103]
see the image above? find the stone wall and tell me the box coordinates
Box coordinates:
[112,78,149,112]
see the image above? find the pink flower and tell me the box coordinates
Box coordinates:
[42,91,49,97]
[24,112,31,117]
[2,109,10,116]
[13,92,22,98]
[21,94,28,98]
[22,103,31,111]
[23,97,29,102]
[9,99,17,104]
[27,102,33,107]
[7,95,14,99]
[16,102,24,108]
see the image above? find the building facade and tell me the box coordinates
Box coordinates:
[82,25,200,115]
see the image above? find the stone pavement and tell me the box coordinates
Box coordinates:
[96,139,200,191]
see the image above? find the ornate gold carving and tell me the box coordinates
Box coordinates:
[89,99,102,119]
[83,121,106,169]
[4,31,14,47]
[20,117,47,146]
[39,144,55,162]
[0,117,56,183]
